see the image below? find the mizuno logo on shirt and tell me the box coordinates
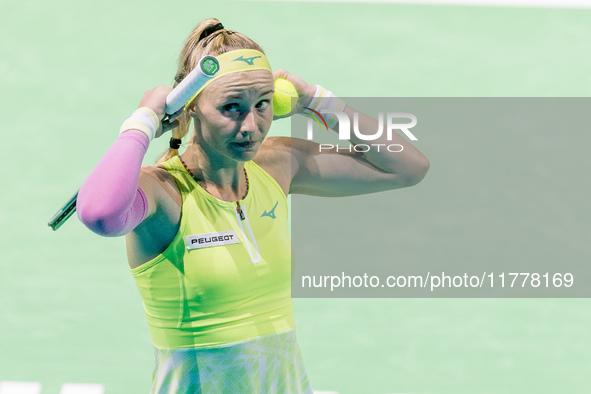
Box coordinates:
[233,55,261,65]
[186,231,240,250]
[261,201,278,219]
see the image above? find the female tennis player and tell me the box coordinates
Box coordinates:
[76,18,429,393]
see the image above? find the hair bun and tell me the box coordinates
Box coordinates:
[198,22,224,42]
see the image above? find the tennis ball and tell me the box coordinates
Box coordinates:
[273,78,298,117]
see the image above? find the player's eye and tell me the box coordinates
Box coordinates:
[256,100,270,110]
[222,103,240,112]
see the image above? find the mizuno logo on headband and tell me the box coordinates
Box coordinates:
[233,55,262,65]
[184,49,273,111]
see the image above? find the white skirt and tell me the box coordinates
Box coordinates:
[150,328,313,393]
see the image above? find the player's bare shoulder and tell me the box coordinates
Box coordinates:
[254,136,323,174]
[139,164,182,207]
[255,136,292,162]
[254,137,293,195]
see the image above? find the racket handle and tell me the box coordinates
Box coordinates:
[164,55,219,116]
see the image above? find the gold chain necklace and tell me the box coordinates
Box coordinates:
[178,155,249,220]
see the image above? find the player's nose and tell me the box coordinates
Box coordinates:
[240,110,257,135]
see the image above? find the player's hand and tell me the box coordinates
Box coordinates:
[138,86,181,138]
[272,69,316,120]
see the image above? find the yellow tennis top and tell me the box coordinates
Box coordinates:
[130,156,294,349]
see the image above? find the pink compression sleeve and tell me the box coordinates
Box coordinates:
[77,132,150,237]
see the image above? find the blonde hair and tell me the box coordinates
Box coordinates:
[157,19,265,164]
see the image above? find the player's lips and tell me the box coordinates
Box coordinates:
[233,141,258,149]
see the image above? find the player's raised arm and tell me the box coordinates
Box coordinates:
[76,86,177,236]
[271,69,430,197]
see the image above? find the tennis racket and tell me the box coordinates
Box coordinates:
[48,55,220,231]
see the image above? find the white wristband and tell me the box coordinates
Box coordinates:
[304,85,347,130]
[119,107,160,142]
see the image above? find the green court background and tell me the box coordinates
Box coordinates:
[1,0,591,393]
